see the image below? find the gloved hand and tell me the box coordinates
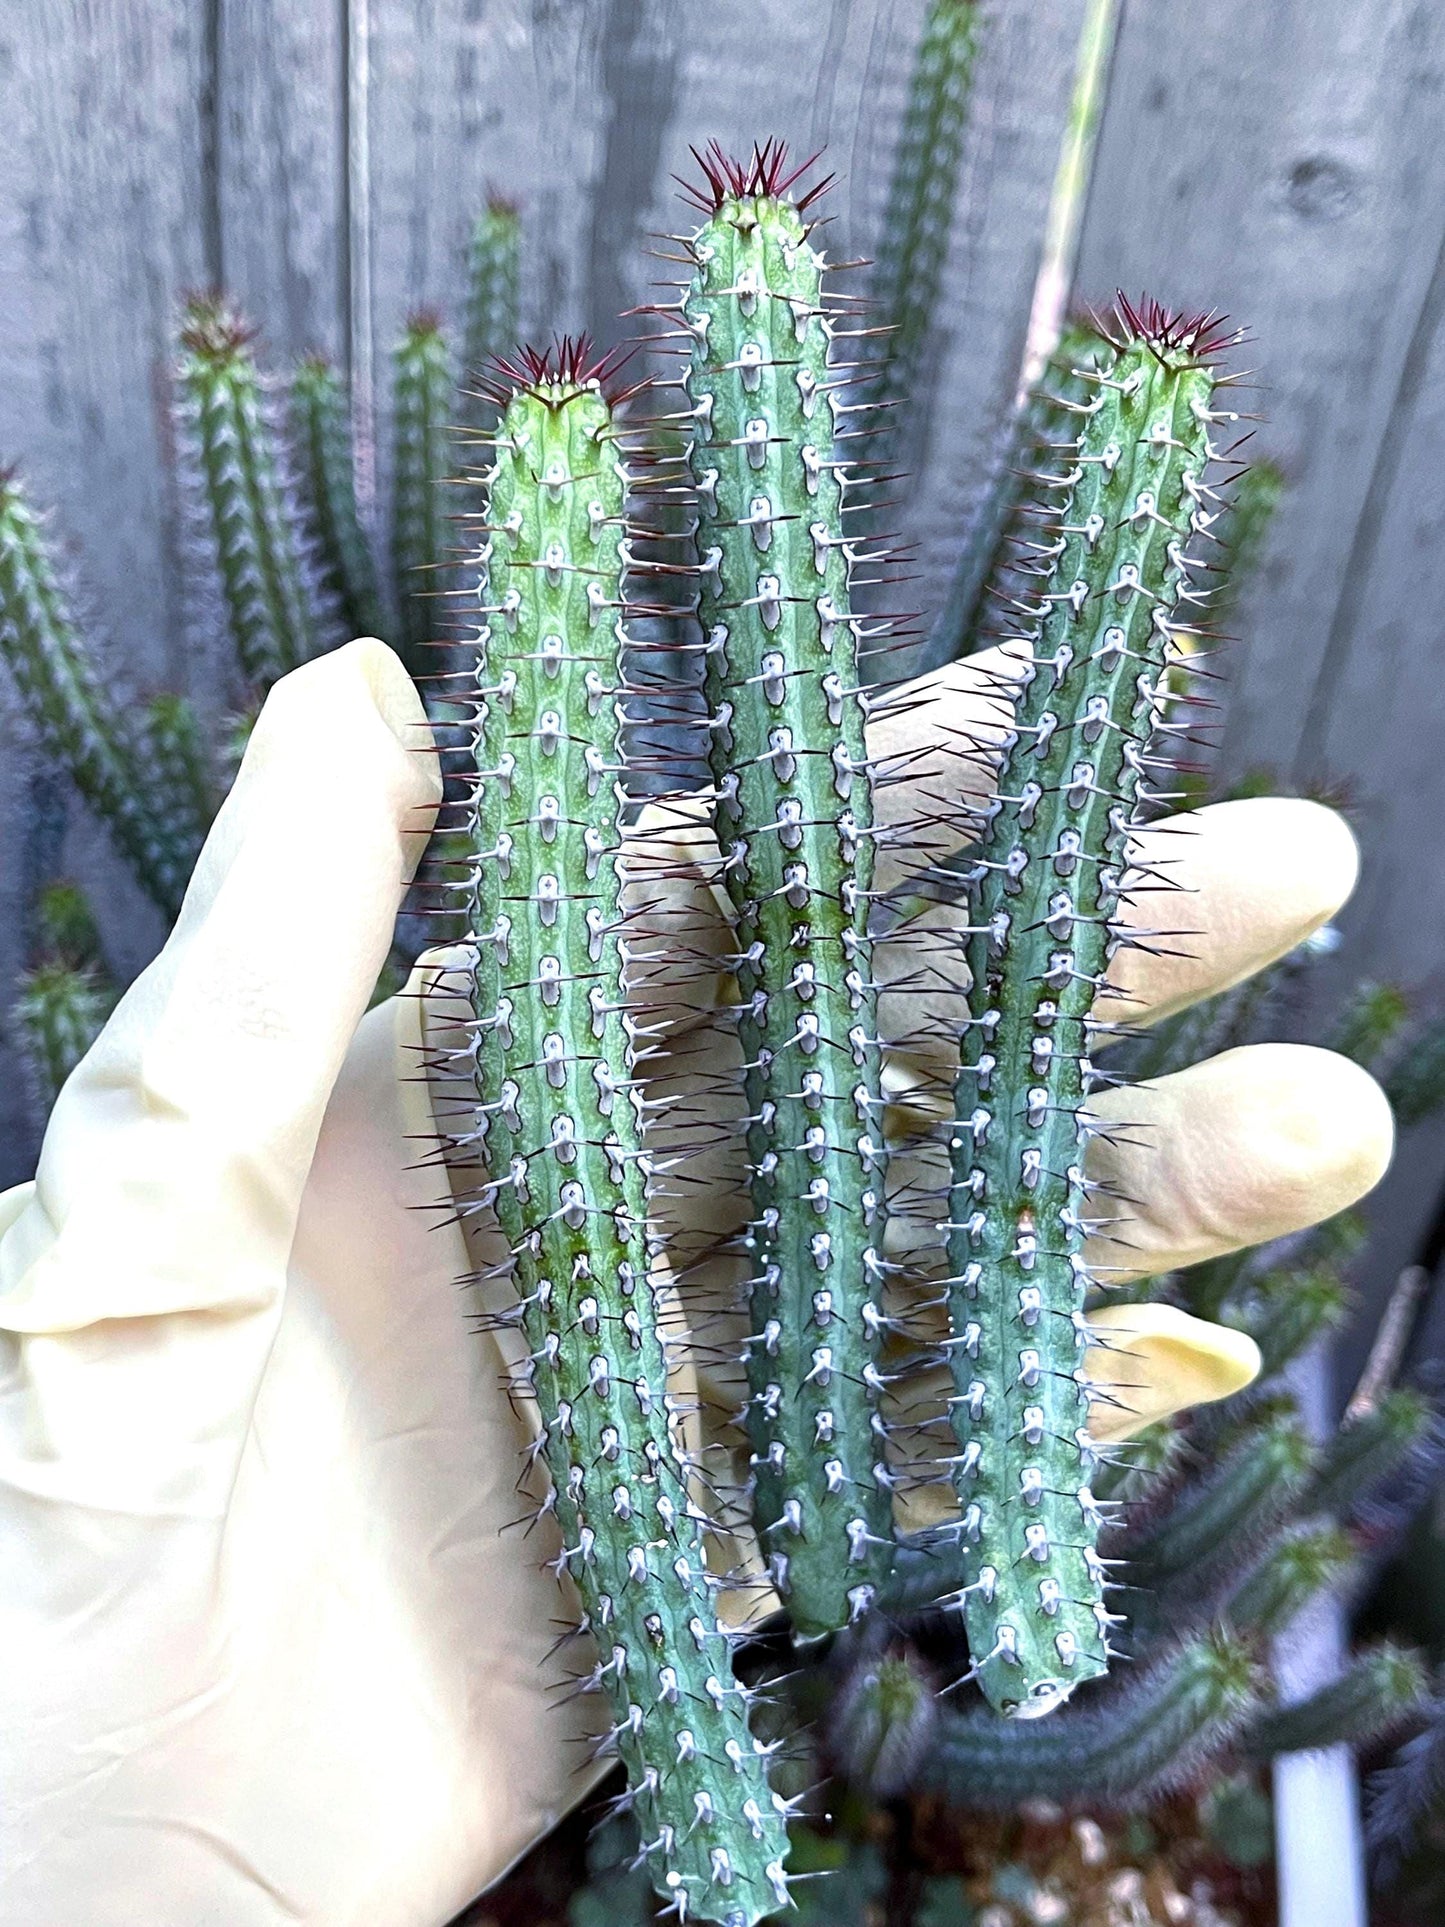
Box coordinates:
[0,638,1392,1927]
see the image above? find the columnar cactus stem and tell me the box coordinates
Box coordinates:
[917,1630,1260,1807]
[176,295,325,688]
[941,300,1241,1715]
[866,0,982,434]
[290,354,389,643]
[455,341,789,1927]
[13,960,114,1115]
[0,471,196,916]
[391,310,455,670]
[142,691,218,857]
[666,144,895,1637]
[1246,1644,1428,1759]
[461,199,522,432]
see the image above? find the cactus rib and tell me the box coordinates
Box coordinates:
[176,294,326,689]
[290,354,389,643]
[456,340,789,1926]
[668,143,895,1637]
[940,299,1241,1715]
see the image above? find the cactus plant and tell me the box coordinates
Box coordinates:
[12,959,115,1114]
[176,294,330,688]
[290,353,390,643]
[0,470,200,916]
[936,299,1240,1716]
[453,340,790,1926]
[663,142,897,1639]
[391,310,456,670]
[461,198,523,432]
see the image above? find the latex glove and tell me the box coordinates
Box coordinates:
[0,640,1392,1927]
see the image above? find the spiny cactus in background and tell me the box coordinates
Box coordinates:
[11,959,115,1115]
[865,0,981,440]
[1244,1643,1428,1758]
[939,300,1239,1717]
[176,294,330,688]
[450,341,790,1927]
[142,691,218,861]
[290,354,390,643]
[391,310,455,671]
[1209,454,1283,633]
[663,143,897,1639]
[461,198,522,432]
[0,471,201,916]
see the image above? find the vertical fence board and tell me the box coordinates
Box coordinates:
[1075,0,1445,1366]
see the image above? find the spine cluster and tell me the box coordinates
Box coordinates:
[941,303,1233,1714]
[455,347,789,1927]
[671,146,894,1639]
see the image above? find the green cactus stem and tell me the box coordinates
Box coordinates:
[13,959,114,1116]
[917,1630,1259,1808]
[663,143,897,1638]
[176,294,327,689]
[1385,1013,1445,1127]
[1225,1262,1352,1382]
[461,199,522,433]
[142,691,218,861]
[1225,1524,1355,1638]
[1210,454,1283,633]
[0,471,197,916]
[1246,1644,1429,1759]
[1302,1388,1434,1522]
[935,300,1242,1716]
[915,320,1109,679]
[1328,978,1409,1072]
[290,354,389,643]
[1123,1412,1315,1596]
[866,0,982,437]
[453,341,789,1927]
[391,310,456,671]
[32,878,105,970]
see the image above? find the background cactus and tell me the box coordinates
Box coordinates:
[667,143,897,1640]
[452,341,790,1926]
[176,293,331,688]
[290,353,390,643]
[390,309,456,671]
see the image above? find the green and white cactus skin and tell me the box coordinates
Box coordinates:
[290,354,389,643]
[391,310,455,670]
[666,145,896,1639]
[0,472,199,916]
[939,300,1239,1716]
[454,342,789,1927]
[176,295,327,690]
[142,691,218,859]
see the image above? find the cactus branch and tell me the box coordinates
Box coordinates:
[290,354,389,643]
[1246,1645,1429,1759]
[391,310,456,672]
[176,294,328,689]
[454,341,789,1926]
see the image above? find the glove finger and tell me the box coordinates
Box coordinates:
[1082,1304,1262,1443]
[1,639,438,1335]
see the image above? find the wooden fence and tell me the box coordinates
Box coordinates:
[3,0,1444,1374]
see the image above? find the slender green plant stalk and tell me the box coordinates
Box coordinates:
[0,471,197,915]
[917,1631,1260,1807]
[454,341,789,1926]
[1302,1389,1434,1522]
[461,199,522,432]
[666,144,895,1637]
[1210,455,1283,633]
[1385,1013,1445,1127]
[391,310,455,671]
[33,878,105,969]
[1246,1644,1428,1759]
[142,692,217,859]
[290,354,389,642]
[866,0,982,438]
[1225,1525,1355,1638]
[176,294,326,688]
[1328,978,1409,1072]
[12,960,115,1114]
[941,300,1240,1715]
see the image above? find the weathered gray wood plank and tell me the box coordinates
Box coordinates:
[1075,0,1445,1363]
[0,2,213,1184]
